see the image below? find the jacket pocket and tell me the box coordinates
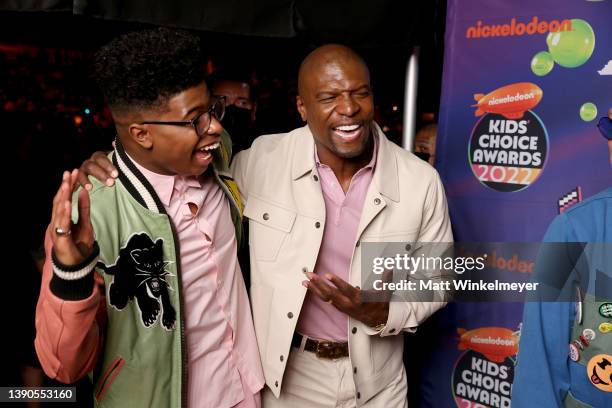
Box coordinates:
[95,356,125,403]
[244,195,296,261]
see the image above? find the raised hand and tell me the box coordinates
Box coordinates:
[77,151,118,191]
[50,169,95,266]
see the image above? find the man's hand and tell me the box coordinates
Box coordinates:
[303,271,390,328]
[50,170,95,265]
[77,151,118,191]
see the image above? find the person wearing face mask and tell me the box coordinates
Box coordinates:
[413,123,437,166]
[209,69,258,156]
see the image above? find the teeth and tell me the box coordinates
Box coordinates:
[335,124,360,132]
[200,142,220,152]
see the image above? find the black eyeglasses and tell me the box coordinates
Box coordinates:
[140,96,226,136]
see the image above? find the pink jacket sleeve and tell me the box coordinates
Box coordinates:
[34,228,106,383]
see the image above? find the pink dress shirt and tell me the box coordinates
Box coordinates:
[132,160,263,408]
[296,136,378,342]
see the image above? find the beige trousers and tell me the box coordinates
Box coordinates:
[263,346,408,408]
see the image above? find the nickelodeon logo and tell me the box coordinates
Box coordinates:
[466,17,572,39]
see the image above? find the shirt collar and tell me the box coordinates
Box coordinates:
[127,153,202,207]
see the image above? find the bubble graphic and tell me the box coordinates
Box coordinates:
[546,19,595,68]
[580,102,597,122]
[531,51,554,76]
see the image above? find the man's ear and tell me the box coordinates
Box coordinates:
[128,123,153,149]
[296,96,307,122]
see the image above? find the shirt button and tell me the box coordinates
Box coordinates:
[352,327,357,334]
[315,221,321,228]
[302,267,308,273]
[313,175,319,181]
[389,328,396,333]
[353,367,357,374]
[374,198,381,205]
[263,212,270,221]
[287,312,294,319]
[357,392,361,399]
[356,241,360,247]
[275,381,279,387]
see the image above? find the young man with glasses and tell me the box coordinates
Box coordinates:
[35,28,264,407]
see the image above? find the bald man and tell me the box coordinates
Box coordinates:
[78,44,453,407]
[231,44,452,408]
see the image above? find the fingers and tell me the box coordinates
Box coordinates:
[93,151,119,182]
[69,168,80,192]
[76,165,93,191]
[325,274,358,297]
[77,186,92,229]
[303,272,352,309]
[50,171,88,265]
[79,151,118,189]
[51,171,73,244]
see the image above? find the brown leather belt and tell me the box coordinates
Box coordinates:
[292,333,349,359]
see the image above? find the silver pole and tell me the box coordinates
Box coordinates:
[402,46,420,152]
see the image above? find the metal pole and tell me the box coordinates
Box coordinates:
[402,46,420,151]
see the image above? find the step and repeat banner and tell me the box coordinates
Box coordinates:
[427,0,611,406]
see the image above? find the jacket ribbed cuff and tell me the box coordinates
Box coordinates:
[50,242,100,300]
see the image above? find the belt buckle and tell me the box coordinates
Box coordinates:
[315,341,335,359]
[315,341,345,359]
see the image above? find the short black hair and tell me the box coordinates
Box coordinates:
[93,27,205,112]
[207,68,257,101]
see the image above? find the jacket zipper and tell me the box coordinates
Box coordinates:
[95,356,125,402]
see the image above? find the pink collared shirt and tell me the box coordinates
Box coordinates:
[296,136,378,342]
[133,161,263,408]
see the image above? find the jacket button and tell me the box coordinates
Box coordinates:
[405,244,411,251]
[315,221,321,228]
[287,312,294,319]
[389,328,396,333]
[352,327,357,334]
[275,381,279,387]
[374,198,381,205]
[353,367,357,374]
[302,267,308,273]
[280,355,284,362]
[263,212,270,220]
[357,392,361,399]
[313,174,319,181]
[356,241,360,247]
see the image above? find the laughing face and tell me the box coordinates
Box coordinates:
[587,354,612,393]
[296,46,374,163]
[131,82,222,176]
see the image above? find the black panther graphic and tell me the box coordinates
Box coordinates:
[97,233,176,330]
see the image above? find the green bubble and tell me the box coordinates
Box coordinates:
[546,19,595,68]
[531,51,554,76]
[580,102,597,122]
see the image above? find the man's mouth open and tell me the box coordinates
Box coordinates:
[333,124,363,142]
[194,141,220,165]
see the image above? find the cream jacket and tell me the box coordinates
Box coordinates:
[231,123,453,405]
